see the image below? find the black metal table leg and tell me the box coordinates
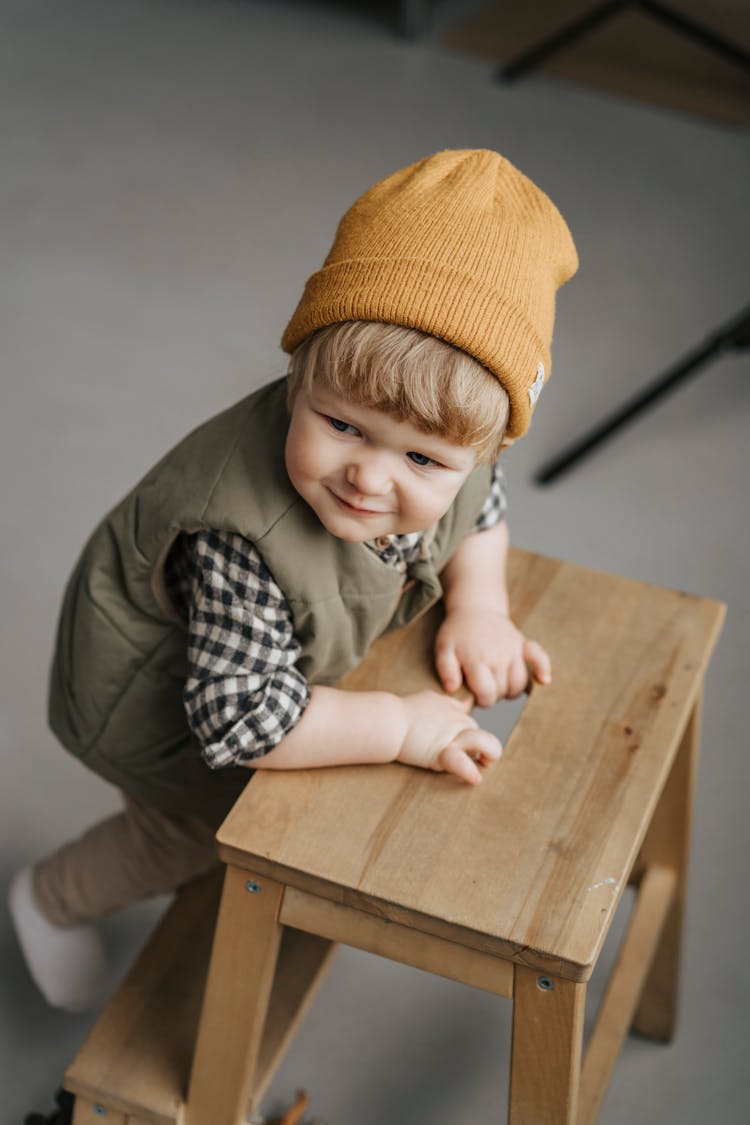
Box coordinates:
[535,304,750,485]
[498,0,628,82]
[641,1,750,75]
[497,0,750,83]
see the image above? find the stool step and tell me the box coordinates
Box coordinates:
[65,871,334,1124]
[65,871,221,1124]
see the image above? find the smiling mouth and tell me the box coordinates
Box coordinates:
[330,490,387,516]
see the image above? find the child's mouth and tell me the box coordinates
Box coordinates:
[330,490,386,517]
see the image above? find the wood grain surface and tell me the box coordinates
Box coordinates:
[217,549,725,980]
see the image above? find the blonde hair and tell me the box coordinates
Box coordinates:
[286,321,509,463]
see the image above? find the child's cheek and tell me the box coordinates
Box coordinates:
[286,416,319,485]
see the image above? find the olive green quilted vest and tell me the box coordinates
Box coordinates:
[48,378,491,826]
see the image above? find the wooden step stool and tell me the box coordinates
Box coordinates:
[65,548,724,1124]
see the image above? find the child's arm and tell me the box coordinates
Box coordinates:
[435,520,551,706]
[251,685,502,785]
[179,530,499,785]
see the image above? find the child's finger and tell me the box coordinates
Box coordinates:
[439,743,482,785]
[471,727,503,762]
[434,644,463,693]
[470,662,503,708]
[449,695,474,713]
[439,725,503,784]
[451,726,503,764]
[505,655,530,699]
[524,639,552,684]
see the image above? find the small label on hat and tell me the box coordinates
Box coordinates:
[529,361,545,407]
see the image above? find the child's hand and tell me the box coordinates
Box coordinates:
[396,691,502,785]
[434,609,551,707]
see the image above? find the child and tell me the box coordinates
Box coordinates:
[9,148,578,1011]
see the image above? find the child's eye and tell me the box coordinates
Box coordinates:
[407,451,439,468]
[328,416,361,436]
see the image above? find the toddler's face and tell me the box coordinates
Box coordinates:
[285,385,477,542]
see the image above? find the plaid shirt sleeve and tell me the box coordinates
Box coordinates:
[471,460,508,533]
[178,531,311,769]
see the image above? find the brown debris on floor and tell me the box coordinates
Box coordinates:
[266,1089,311,1125]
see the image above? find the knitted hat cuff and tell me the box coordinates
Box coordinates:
[281,257,549,438]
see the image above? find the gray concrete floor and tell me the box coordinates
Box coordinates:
[1,1,748,1122]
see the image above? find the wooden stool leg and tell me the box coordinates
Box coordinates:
[185,865,284,1125]
[632,693,702,1041]
[509,966,586,1125]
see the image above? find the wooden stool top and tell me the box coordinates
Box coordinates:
[217,549,724,981]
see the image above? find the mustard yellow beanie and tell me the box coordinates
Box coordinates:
[281,148,578,439]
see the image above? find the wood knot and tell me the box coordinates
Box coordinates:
[651,683,667,701]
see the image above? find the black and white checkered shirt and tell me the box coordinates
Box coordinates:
[164,463,507,768]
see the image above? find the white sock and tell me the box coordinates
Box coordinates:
[8,866,110,1013]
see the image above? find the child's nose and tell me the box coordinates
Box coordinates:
[346,454,391,495]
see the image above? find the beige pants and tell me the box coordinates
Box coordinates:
[32,795,220,927]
